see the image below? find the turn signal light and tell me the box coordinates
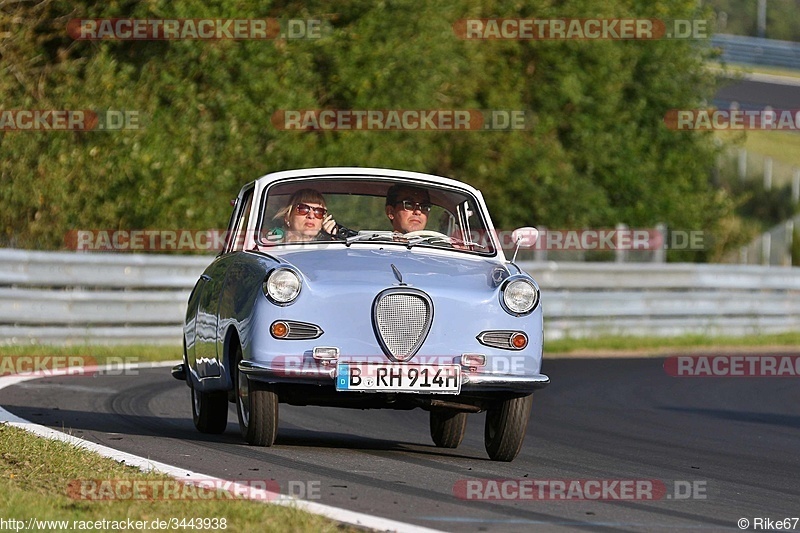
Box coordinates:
[271,321,289,338]
[511,332,528,349]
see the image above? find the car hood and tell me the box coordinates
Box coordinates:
[267,247,513,292]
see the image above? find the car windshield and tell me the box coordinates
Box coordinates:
[256,177,496,256]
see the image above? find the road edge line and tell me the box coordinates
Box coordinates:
[0,361,447,533]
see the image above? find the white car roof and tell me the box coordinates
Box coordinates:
[253,167,484,197]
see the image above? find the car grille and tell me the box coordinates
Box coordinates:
[373,290,433,361]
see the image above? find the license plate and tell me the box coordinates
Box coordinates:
[335,363,461,394]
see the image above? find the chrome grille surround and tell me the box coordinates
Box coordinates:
[271,320,324,340]
[372,288,433,362]
[476,330,526,351]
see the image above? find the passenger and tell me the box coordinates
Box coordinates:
[272,189,338,242]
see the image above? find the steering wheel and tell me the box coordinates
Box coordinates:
[404,230,449,240]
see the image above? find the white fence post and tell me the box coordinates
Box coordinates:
[533,226,547,262]
[764,157,773,190]
[738,148,747,182]
[762,233,771,266]
[653,223,666,263]
[792,168,800,204]
[615,223,627,263]
[786,220,794,267]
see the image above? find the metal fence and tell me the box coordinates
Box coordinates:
[1,249,799,344]
[523,260,800,339]
[719,148,800,197]
[729,216,798,266]
[711,34,800,69]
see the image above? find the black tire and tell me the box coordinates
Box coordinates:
[234,345,278,446]
[190,385,228,434]
[430,409,468,448]
[484,394,533,462]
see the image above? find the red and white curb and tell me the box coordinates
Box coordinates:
[0,361,445,533]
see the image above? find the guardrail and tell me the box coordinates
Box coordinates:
[1,249,799,344]
[711,34,800,69]
[521,261,800,339]
[0,249,208,345]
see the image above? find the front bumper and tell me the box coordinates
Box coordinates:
[238,359,550,393]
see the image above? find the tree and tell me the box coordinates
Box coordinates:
[1,0,732,261]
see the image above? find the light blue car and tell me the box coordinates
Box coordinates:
[173,167,549,461]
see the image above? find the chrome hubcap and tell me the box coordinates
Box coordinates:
[192,386,201,415]
[238,369,250,427]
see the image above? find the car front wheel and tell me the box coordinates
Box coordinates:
[235,346,278,446]
[430,409,467,448]
[484,394,533,462]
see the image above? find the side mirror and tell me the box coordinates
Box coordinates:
[510,227,539,262]
[512,227,539,247]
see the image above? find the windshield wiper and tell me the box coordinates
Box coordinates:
[345,232,488,250]
[406,235,488,250]
[345,231,395,246]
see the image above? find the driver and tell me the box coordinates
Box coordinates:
[385,184,432,234]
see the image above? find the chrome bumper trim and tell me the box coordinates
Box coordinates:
[461,372,550,392]
[239,360,549,392]
[238,360,336,383]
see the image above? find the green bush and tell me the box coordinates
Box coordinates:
[1,0,733,262]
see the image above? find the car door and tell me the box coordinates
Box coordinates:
[191,185,255,381]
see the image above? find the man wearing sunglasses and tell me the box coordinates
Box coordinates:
[385,184,432,234]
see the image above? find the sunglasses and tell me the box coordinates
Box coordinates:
[294,203,327,219]
[398,200,432,213]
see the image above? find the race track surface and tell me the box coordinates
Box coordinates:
[714,78,800,110]
[2,356,798,532]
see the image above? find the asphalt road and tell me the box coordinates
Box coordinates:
[2,357,798,532]
[713,77,800,110]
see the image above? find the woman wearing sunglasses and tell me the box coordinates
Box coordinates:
[271,188,340,242]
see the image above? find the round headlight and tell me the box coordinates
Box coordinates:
[502,279,538,315]
[264,269,301,304]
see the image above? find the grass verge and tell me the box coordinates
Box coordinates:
[545,331,800,357]
[710,61,800,185]
[717,129,800,173]
[0,425,356,533]
[0,344,180,365]
[708,62,800,81]
[0,346,358,532]
[2,333,799,362]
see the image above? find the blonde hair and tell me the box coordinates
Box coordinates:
[273,189,327,224]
